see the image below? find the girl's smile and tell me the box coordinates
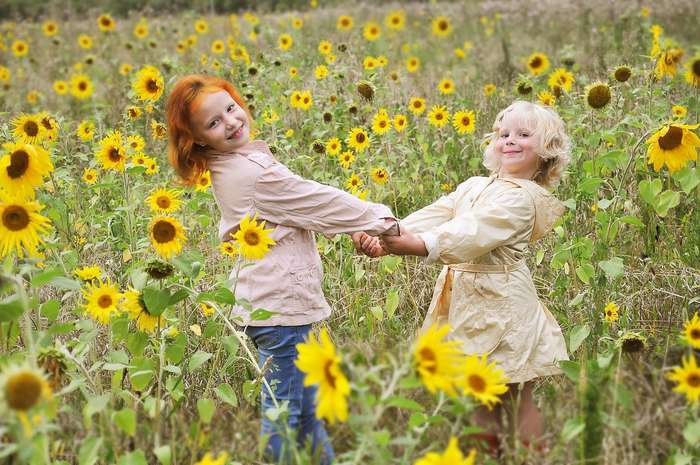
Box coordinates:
[190,89,251,152]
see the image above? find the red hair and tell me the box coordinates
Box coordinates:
[165,74,251,185]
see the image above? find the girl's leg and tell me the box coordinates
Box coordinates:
[471,404,502,456]
[504,381,543,444]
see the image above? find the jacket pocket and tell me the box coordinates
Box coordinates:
[290,264,324,309]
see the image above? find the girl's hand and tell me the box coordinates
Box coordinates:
[379,230,428,257]
[351,232,386,258]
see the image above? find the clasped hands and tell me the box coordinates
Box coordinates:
[350,229,428,258]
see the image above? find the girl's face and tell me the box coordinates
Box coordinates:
[493,109,541,180]
[190,89,250,152]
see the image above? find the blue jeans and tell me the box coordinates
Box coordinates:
[245,324,335,465]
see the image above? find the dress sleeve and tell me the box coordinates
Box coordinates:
[252,161,398,236]
[417,188,535,264]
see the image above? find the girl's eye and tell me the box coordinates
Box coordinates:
[209,119,219,129]
[227,104,235,112]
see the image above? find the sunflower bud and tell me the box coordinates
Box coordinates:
[312,141,325,154]
[356,81,375,101]
[323,112,333,122]
[613,66,632,82]
[145,260,175,279]
[586,82,611,109]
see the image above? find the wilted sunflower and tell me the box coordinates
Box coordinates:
[431,16,451,37]
[0,364,52,412]
[96,131,127,172]
[82,277,122,324]
[585,82,611,109]
[685,55,700,87]
[646,123,700,173]
[11,113,45,145]
[294,328,350,424]
[371,110,392,135]
[97,14,116,32]
[452,110,476,135]
[149,216,187,259]
[414,324,465,396]
[613,65,632,82]
[409,97,426,115]
[132,66,164,102]
[70,74,93,100]
[232,213,276,261]
[666,355,700,404]
[147,188,182,214]
[526,52,550,76]
[459,354,509,410]
[356,81,375,101]
[515,77,533,95]
[0,141,54,199]
[428,105,450,128]
[338,151,355,169]
[123,289,166,333]
[0,193,52,258]
[616,331,648,354]
[547,68,574,92]
[347,127,370,152]
[76,120,95,141]
[371,167,389,185]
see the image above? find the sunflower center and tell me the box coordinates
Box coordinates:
[78,81,87,91]
[244,230,260,246]
[341,19,349,26]
[468,374,487,393]
[462,117,470,126]
[436,113,444,120]
[323,360,337,389]
[24,121,39,137]
[658,126,683,151]
[530,57,542,68]
[439,20,447,31]
[693,60,700,77]
[97,294,113,309]
[153,221,176,243]
[8,150,30,179]
[5,372,43,411]
[101,18,111,27]
[419,348,437,374]
[379,121,387,128]
[690,329,700,340]
[2,205,30,231]
[356,133,366,143]
[146,79,159,93]
[108,147,122,162]
[41,118,53,130]
[157,196,171,209]
[688,373,700,388]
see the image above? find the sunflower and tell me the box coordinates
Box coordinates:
[82,278,121,325]
[126,135,145,152]
[37,112,59,142]
[70,73,93,100]
[347,128,370,152]
[291,17,303,29]
[314,65,328,80]
[0,142,53,199]
[78,34,93,49]
[413,437,477,465]
[338,151,355,169]
[229,213,273,260]
[132,66,164,102]
[682,313,700,349]
[385,10,405,30]
[145,188,182,214]
[585,82,611,109]
[346,173,363,191]
[325,138,342,156]
[0,364,52,412]
[438,78,455,95]
[194,452,228,465]
[452,110,476,135]
[363,22,381,41]
[149,216,186,259]
[52,80,68,95]
[667,355,700,404]
[547,68,574,92]
[483,83,496,97]
[603,302,619,322]
[363,56,378,70]
[76,120,95,142]
[406,56,420,73]
[200,302,216,317]
[655,47,684,80]
[145,158,159,175]
[393,114,407,132]
[219,241,238,257]
[126,106,142,120]
[278,33,293,50]
[133,20,148,39]
[646,123,700,173]
[672,105,687,119]
[427,105,450,128]
[371,110,392,135]
[458,354,509,409]
[97,14,116,32]
[74,265,102,281]
[42,20,58,37]
[0,192,51,258]
[337,15,353,31]
[10,114,44,145]
[123,289,165,333]
[537,90,556,106]
[357,81,375,100]
[11,40,28,57]
[210,39,225,54]
[371,167,389,185]
[0,66,10,82]
[409,97,426,115]
[318,40,332,55]
[414,324,465,396]
[96,131,127,172]
[194,18,209,34]
[685,55,700,87]
[294,328,350,425]
[431,16,452,37]
[613,65,632,82]
[195,170,212,192]
[526,52,550,76]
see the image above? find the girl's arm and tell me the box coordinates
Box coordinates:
[252,161,398,236]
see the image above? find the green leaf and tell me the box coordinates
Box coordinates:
[83,393,110,420]
[575,263,595,284]
[384,289,400,319]
[577,177,604,195]
[49,276,81,290]
[197,287,235,305]
[561,416,585,442]
[569,292,585,307]
[673,166,700,194]
[113,408,137,436]
[385,396,424,412]
[683,419,700,445]
[117,450,147,465]
[654,190,680,217]
[222,335,239,357]
[188,351,212,371]
[129,358,155,391]
[142,287,171,316]
[153,446,171,465]
[0,296,25,322]
[598,257,624,281]
[620,215,644,228]
[165,334,187,364]
[408,412,428,428]
[369,305,383,320]
[559,360,580,382]
[31,268,63,287]
[372,429,391,447]
[568,324,590,354]
[638,179,662,205]
[197,398,215,424]
[40,299,60,321]
[250,308,276,321]
[215,383,238,407]
[78,437,102,465]
[168,289,190,306]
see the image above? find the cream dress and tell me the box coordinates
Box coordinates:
[401,174,569,383]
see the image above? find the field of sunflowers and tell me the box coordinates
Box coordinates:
[1,0,700,464]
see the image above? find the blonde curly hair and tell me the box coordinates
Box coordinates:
[482,100,571,188]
